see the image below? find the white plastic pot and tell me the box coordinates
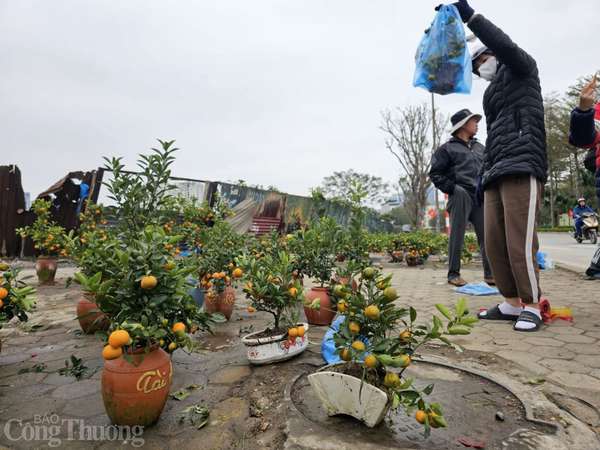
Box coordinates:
[242,323,309,365]
[308,364,390,427]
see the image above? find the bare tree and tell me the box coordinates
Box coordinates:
[380,104,446,228]
[320,169,389,207]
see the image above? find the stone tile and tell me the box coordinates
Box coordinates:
[551,325,585,335]
[564,343,600,355]
[60,393,106,418]
[497,350,542,365]
[521,337,565,348]
[1,396,66,420]
[574,354,600,369]
[0,371,47,387]
[553,334,596,344]
[51,379,100,400]
[548,372,600,391]
[208,365,251,385]
[539,358,592,374]
[534,346,575,360]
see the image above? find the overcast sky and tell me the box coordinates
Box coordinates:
[2,0,598,199]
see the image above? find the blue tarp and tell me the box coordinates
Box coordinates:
[455,282,499,296]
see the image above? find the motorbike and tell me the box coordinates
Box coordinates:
[574,212,599,244]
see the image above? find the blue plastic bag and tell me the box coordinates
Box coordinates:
[537,251,554,270]
[321,315,370,364]
[321,315,345,364]
[413,5,472,95]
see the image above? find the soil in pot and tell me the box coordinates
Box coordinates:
[77,294,110,334]
[102,346,172,426]
[36,256,57,285]
[304,287,335,326]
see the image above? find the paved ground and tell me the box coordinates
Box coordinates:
[539,232,598,272]
[1,259,600,449]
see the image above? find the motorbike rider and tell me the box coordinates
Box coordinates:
[573,198,595,239]
[443,0,547,331]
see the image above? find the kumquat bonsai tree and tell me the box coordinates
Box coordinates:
[17,199,69,258]
[236,250,309,365]
[17,198,69,284]
[0,264,37,331]
[237,251,304,334]
[331,266,478,436]
[97,225,213,356]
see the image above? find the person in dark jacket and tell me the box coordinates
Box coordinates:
[429,108,493,287]
[448,0,548,332]
[569,74,600,279]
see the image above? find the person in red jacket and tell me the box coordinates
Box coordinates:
[569,74,600,279]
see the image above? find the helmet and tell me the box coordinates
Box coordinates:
[578,198,586,203]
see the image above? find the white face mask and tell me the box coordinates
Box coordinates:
[478,57,498,82]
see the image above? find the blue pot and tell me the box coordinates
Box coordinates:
[186,277,205,308]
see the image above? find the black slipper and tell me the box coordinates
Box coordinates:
[513,310,543,332]
[477,305,520,321]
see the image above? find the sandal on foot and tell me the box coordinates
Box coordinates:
[513,310,542,332]
[477,305,519,321]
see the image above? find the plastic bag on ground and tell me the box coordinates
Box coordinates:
[413,4,472,95]
[537,251,554,270]
[321,315,345,364]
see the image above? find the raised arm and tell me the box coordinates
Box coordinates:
[446,0,537,77]
[467,14,536,77]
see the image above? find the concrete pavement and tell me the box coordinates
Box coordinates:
[539,232,598,273]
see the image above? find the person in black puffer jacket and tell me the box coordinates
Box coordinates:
[569,75,600,279]
[448,0,548,332]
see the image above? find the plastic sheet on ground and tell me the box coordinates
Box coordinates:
[455,282,499,296]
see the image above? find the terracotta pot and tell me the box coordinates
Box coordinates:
[77,294,110,334]
[335,277,358,292]
[389,250,404,263]
[204,290,219,314]
[406,257,419,267]
[102,346,172,426]
[35,256,57,285]
[216,286,236,320]
[304,287,336,326]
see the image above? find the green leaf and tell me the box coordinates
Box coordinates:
[458,316,478,327]
[435,304,453,320]
[448,325,471,335]
[455,298,467,318]
[392,393,400,409]
[422,384,434,395]
[170,389,191,401]
[409,307,417,323]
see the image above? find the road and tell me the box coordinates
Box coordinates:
[539,232,598,272]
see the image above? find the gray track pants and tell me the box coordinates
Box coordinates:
[447,186,492,281]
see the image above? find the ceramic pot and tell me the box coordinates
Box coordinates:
[101,346,172,426]
[308,363,390,427]
[36,256,57,285]
[216,286,236,320]
[242,323,309,365]
[77,294,109,334]
[303,287,335,326]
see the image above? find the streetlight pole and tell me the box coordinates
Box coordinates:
[431,93,441,233]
